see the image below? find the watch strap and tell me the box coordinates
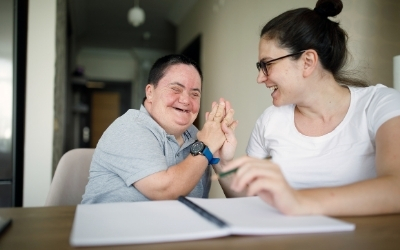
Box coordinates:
[202,146,220,165]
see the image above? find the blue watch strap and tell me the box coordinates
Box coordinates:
[202,147,220,165]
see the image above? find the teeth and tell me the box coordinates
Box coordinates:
[268,86,278,92]
[175,108,189,113]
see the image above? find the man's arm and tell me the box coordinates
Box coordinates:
[134,101,227,200]
[134,154,209,200]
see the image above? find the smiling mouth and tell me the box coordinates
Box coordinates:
[174,107,190,113]
[268,86,278,93]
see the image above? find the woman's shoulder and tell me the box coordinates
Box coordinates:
[349,84,400,107]
[350,84,399,97]
[349,84,400,133]
[258,104,294,120]
[254,104,294,129]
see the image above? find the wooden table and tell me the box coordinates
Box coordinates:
[0,206,399,249]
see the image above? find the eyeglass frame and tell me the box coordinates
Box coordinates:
[256,50,306,76]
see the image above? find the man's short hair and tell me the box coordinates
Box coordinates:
[143,54,203,104]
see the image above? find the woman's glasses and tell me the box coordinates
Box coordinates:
[256,50,306,76]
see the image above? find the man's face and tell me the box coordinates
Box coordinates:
[145,64,201,137]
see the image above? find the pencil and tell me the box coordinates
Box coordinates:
[211,156,272,180]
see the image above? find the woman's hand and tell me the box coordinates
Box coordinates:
[227,156,311,215]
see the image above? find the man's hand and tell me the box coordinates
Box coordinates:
[197,100,227,153]
[208,99,238,165]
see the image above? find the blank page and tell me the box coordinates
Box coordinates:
[189,197,355,235]
[70,200,229,246]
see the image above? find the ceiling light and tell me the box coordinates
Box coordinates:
[128,0,145,27]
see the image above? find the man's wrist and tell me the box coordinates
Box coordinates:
[190,140,220,165]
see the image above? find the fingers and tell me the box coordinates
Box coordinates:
[223,108,234,126]
[207,101,225,122]
[246,178,274,197]
[214,101,226,122]
[229,121,238,131]
[206,102,217,121]
[206,98,237,124]
[226,157,278,192]
[221,121,238,145]
[222,155,251,171]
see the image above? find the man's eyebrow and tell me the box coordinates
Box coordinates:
[169,82,201,93]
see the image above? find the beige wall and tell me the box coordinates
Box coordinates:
[24,0,56,206]
[177,0,400,198]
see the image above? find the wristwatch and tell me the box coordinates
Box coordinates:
[190,140,220,165]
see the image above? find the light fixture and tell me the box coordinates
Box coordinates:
[128,0,145,27]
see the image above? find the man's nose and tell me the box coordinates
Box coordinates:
[179,92,190,104]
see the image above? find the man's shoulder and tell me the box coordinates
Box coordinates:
[186,124,199,137]
[97,108,166,148]
[116,109,164,133]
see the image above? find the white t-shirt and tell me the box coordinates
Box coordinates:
[246,84,400,189]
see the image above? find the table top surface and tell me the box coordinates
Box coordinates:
[0,205,400,250]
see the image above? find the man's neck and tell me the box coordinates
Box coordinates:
[175,135,184,147]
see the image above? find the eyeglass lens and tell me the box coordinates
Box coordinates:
[256,51,305,76]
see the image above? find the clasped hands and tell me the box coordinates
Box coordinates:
[196,98,238,166]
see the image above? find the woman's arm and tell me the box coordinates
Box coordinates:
[228,116,400,216]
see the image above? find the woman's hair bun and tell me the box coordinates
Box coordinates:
[314,0,343,18]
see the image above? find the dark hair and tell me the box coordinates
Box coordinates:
[142,54,203,104]
[148,54,202,86]
[260,0,368,87]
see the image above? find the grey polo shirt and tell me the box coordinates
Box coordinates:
[81,105,211,204]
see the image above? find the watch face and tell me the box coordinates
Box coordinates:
[191,141,205,155]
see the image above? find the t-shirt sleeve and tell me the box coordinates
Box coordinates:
[96,115,168,187]
[368,85,400,135]
[246,111,270,159]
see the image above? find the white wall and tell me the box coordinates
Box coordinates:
[177,0,400,198]
[76,48,137,82]
[24,0,56,207]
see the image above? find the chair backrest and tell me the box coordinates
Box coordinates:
[45,148,95,206]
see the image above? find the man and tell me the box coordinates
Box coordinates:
[82,54,237,203]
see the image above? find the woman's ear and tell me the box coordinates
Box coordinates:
[302,50,318,78]
[145,84,154,102]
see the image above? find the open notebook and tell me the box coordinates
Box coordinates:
[70,196,355,247]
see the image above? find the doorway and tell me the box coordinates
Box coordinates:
[69,80,131,149]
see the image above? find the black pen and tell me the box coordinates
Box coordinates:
[212,156,272,180]
[178,196,228,228]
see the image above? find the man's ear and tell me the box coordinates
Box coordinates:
[302,50,318,78]
[145,84,154,102]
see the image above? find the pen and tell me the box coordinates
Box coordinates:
[211,156,272,180]
[178,196,228,228]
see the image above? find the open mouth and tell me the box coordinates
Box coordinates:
[174,107,190,113]
[268,85,278,93]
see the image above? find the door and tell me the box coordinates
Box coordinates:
[90,92,120,148]
[68,80,131,150]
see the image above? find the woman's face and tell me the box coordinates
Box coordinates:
[257,39,305,107]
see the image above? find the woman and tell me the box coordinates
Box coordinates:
[222,0,400,216]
